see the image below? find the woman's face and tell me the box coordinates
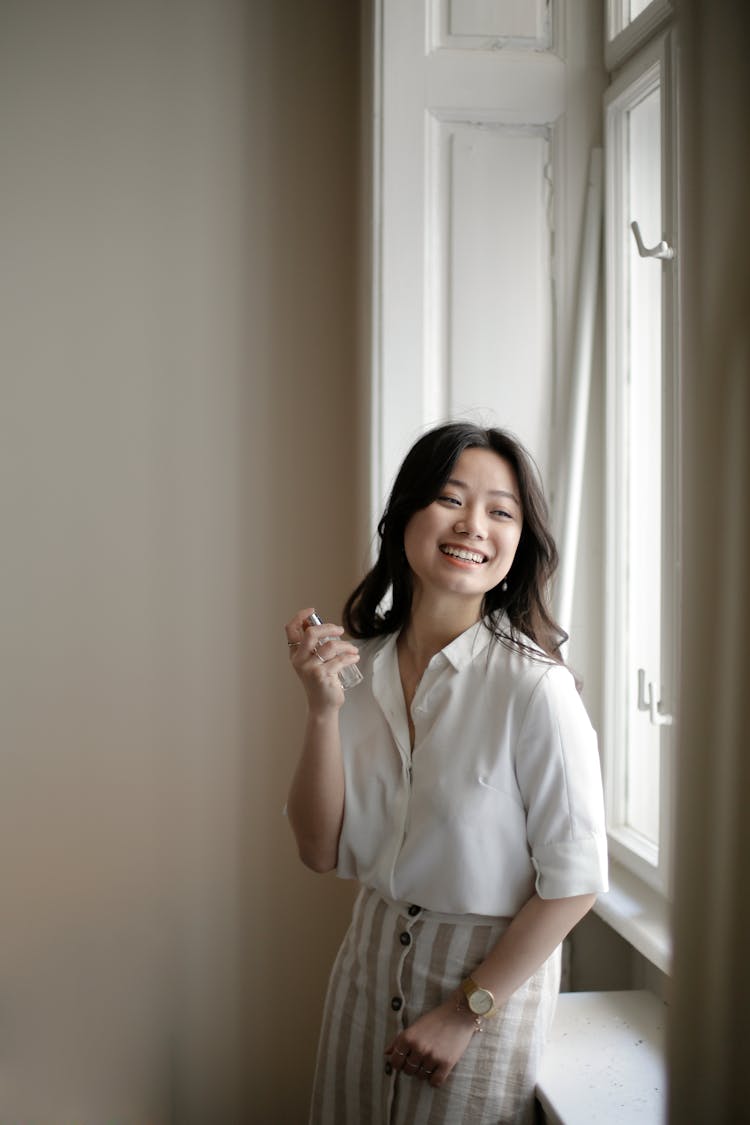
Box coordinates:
[402,447,523,612]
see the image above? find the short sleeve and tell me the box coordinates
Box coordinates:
[515,665,608,899]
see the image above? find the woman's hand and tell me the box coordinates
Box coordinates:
[384,993,478,1088]
[285,608,360,714]
[285,607,357,871]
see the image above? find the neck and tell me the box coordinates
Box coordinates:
[399,591,483,670]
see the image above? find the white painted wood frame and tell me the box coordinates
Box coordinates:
[366,0,606,537]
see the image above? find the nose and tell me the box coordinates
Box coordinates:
[454,507,487,539]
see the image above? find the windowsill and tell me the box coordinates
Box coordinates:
[594,859,672,975]
[536,989,667,1124]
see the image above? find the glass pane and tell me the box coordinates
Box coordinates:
[629,0,651,21]
[608,0,661,41]
[624,84,662,848]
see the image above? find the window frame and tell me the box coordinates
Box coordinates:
[602,27,679,904]
[605,0,673,71]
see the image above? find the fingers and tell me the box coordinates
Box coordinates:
[285,611,342,661]
[285,611,343,650]
[385,1042,439,1084]
[284,611,360,704]
[404,1057,436,1079]
[296,630,356,670]
[283,608,316,647]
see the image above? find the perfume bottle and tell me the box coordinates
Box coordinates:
[304,611,363,689]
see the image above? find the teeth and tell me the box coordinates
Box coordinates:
[440,545,486,564]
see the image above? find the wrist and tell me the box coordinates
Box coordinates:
[453,990,485,1034]
[459,975,499,1022]
[306,705,342,726]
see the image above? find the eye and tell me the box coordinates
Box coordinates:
[491,508,514,520]
[437,494,461,506]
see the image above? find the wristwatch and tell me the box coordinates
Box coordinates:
[461,975,497,1018]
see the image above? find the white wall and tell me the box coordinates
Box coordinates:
[0,2,360,1121]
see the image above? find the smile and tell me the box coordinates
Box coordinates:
[439,545,488,565]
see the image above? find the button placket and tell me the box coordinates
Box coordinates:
[385,904,422,1080]
[398,902,421,948]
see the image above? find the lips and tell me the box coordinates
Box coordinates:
[439,544,488,565]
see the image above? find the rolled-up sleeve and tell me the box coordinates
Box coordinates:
[515,665,609,899]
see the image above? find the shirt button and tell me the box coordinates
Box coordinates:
[408,904,421,916]
[385,1062,393,1076]
[391,996,403,1011]
[399,931,411,946]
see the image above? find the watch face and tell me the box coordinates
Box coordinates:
[469,988,494,1016]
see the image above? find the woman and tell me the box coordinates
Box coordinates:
[285,422,608,1124]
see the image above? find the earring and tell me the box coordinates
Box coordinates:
[500,580,508,592]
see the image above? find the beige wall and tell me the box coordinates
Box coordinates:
[0,2,359,1121]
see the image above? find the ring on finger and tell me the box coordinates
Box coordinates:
[287,641,301,648]
[393,1047,407,1057]
[314,649,326,663]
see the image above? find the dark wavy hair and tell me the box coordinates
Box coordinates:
[343,421,567,662]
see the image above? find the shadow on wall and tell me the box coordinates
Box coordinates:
[238,0,363,1122]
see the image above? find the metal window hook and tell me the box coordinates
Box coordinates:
[631,220,675,261]
[637,668,674,726]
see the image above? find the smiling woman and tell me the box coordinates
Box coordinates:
[402,447,523,616]
[345,424,568,661]
[284,422,608,1124]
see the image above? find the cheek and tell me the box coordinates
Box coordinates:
[493,528,521,569]
[401,526,423,572]
[402,511,434,558]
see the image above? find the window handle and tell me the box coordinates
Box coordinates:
[637,668,674,726]
[630,220,675,261]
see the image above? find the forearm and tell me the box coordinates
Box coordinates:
[286,709,345,873]
[470,892,596,1005]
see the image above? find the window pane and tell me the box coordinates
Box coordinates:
[629,0,652,21]
[625,84,662,847]
[609,0,660,38]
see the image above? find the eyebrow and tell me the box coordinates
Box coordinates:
[446,478,521,506]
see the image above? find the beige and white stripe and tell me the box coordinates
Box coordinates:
[310,886,560,1125]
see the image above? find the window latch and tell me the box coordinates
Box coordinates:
[630,220,675,261]
[637,668,674,726]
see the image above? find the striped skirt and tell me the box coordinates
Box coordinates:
[310,886,561,1125]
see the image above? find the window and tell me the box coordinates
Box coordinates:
[603,17,678,906]
[605,0,672,70]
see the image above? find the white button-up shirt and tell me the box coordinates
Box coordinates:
[336,619,608,917]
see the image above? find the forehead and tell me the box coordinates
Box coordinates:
[448,447,520,494]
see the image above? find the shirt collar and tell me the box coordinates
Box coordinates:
[371,613,503,676]
[440,617,495,670]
